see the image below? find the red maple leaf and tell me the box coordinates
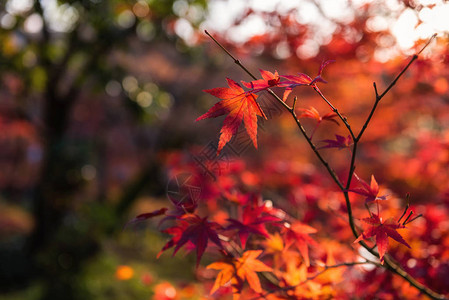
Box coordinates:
[354,213,411,263]
[349,174,388,203]
[157,222,187,258]
[241,69,281,91]
[298,107,340,139]
[226,203,282,249]
[298,107,339,126]
[281,60,334,101]
[158,214,224,266]
[282,221,318,267]
[197,78,267,154]
[125,208,168,227]
[318,134,352,150]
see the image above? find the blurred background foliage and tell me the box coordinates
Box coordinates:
[0,0,448,299]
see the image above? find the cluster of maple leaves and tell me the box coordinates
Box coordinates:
[130,63,425,299]
[196,62,334,154]
[134,191,327,298]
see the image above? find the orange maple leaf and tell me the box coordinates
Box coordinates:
[207,250,272,296]
[264,232,285,254]
[207,261,236,295]
[197,78,267,154]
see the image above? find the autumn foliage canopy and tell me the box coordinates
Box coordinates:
[134,25,449,299]
[3,0,449,299]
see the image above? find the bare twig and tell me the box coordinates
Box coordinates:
[398,196,410,223]
[356,33,437,142]
[313,86,356,141]
[405,214,423,225]
[292,95,298,111]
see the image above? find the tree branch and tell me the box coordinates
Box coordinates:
[205,30,445,300]
[313,86,356,141]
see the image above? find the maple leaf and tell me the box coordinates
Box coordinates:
[263,232,285,254]
[157,222,186,258]
[282,222,318,267]
[314,246,344,285]
[207,250,272,296]
[158,214,224,266]
[354,213,411,263]
[298,107,340,139]
[125,208,168,227]
[298,107,339,126]
[207,261,237,296]
[281,60,334,101]
[280,251,334,299]
[197,78,267,154]
[282,251,307,286]
[158,196,199,226]
[236,250,273,293]
[318,134,352,150]
[314,60,335,85]
[349,174,388,203]
[241,69,281,91]
[227,203,282,249]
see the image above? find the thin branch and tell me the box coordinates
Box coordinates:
[205,30,293,112]
[374,82,380,98]
[357,34,436,142]
[402,211,414,225]
[383,254,447,300]
[313,86,356,141]
[398,202,410,223]
[405,214,423,225]
[344,34,437,242]
[292,95,298,111]
[205,30,257,81]
[417,33,437,55]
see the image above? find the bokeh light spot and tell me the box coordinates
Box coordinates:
[115,265,134,280]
